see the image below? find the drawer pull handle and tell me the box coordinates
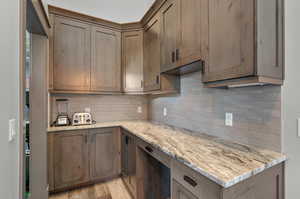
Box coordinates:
[176,49,180,61]
[172,51,175,63]
[184,175,197,187]
[145,146,153,153]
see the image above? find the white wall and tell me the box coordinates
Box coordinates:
[283,0,300,198]
[0,0,20,199]
[47,0,155,23]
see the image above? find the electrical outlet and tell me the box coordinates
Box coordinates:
[84,107,91,113]
[137,106,142,113]
[8,119,16,142]
[163,107,167,116]
[225,113,233,127]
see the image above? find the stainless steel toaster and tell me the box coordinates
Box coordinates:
[72,112,92,126]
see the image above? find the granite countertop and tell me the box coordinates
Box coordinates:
[48,121,286,188]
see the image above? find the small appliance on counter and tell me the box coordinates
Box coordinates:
[53,98,71,126]
[72,112,93,126]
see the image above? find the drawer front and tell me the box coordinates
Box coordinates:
[136,138,171,168]
[172,161,221,199]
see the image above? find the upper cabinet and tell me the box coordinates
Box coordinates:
[176,0,201,67]
[122,30,144,93]
[201,0,284,87]
[50,15,122,94]
[143,12,180,94]
[201,0,255,83]
[160,0,179,73]
[53,17,91,91]
[160,0,202,74]
[143,14,161,92]
[91,26,121,92]
[49,0,284,93]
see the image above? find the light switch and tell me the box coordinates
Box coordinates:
[137,106,142,113]
[163,107,167,116]
[298,118,300,137]
[225,113,233,127]
[9,119,16,142]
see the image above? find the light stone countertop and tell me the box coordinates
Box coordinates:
[48,120,286,188]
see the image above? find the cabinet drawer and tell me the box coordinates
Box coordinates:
[172,161,221,199]
[136,138,171,168]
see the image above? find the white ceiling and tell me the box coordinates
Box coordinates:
[47,0,156,23]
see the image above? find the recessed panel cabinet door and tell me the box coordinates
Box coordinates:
[91,27,121,92]
[121,131,137,198]
[127,134,137,196]
[201,0,255,82]
[53,131,89,190]
[122,31,144,92]
[89,128,120,181]
[177,0,201,66]
[160,0,179,72]
[172,180,199,199]
[144,14,161,92]
[53,17,91,91]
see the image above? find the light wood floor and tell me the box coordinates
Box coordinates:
[49,178,132,199]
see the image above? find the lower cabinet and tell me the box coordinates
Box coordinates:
[52,130,90,190]
[172,160,285,199]
[172,180,198,199]
[49,128,284,199]
[89,128,120,181]
[121,130,137,198]
[48,128,120,192]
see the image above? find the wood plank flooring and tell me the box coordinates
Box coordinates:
[49,178,132,199]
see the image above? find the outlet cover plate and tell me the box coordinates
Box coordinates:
[225,113,233,126]
[137,106,142,113]
[163,108,167,116]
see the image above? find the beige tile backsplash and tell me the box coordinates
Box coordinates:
[51,94,149,124]
[149,72,282,152]
[50,71,282,152]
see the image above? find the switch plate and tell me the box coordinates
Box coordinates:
[298,118,300,137]
[225,113,233,126]
[137,106,142,113]
[9,119,16,142]
[163,107,167,116]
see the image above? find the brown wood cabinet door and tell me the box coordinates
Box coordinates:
[53,130,89,190]
[160,0,179,72]
[144,14,161,92]
[121,131,137,197]
[172,180,199,199]
[53,17,91,91]
[177,0,201,66]
[89,128,120,181]
[91,26,121,92]
[127,134,137,196]
[201,0,255,82]
[122,31,144,92]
